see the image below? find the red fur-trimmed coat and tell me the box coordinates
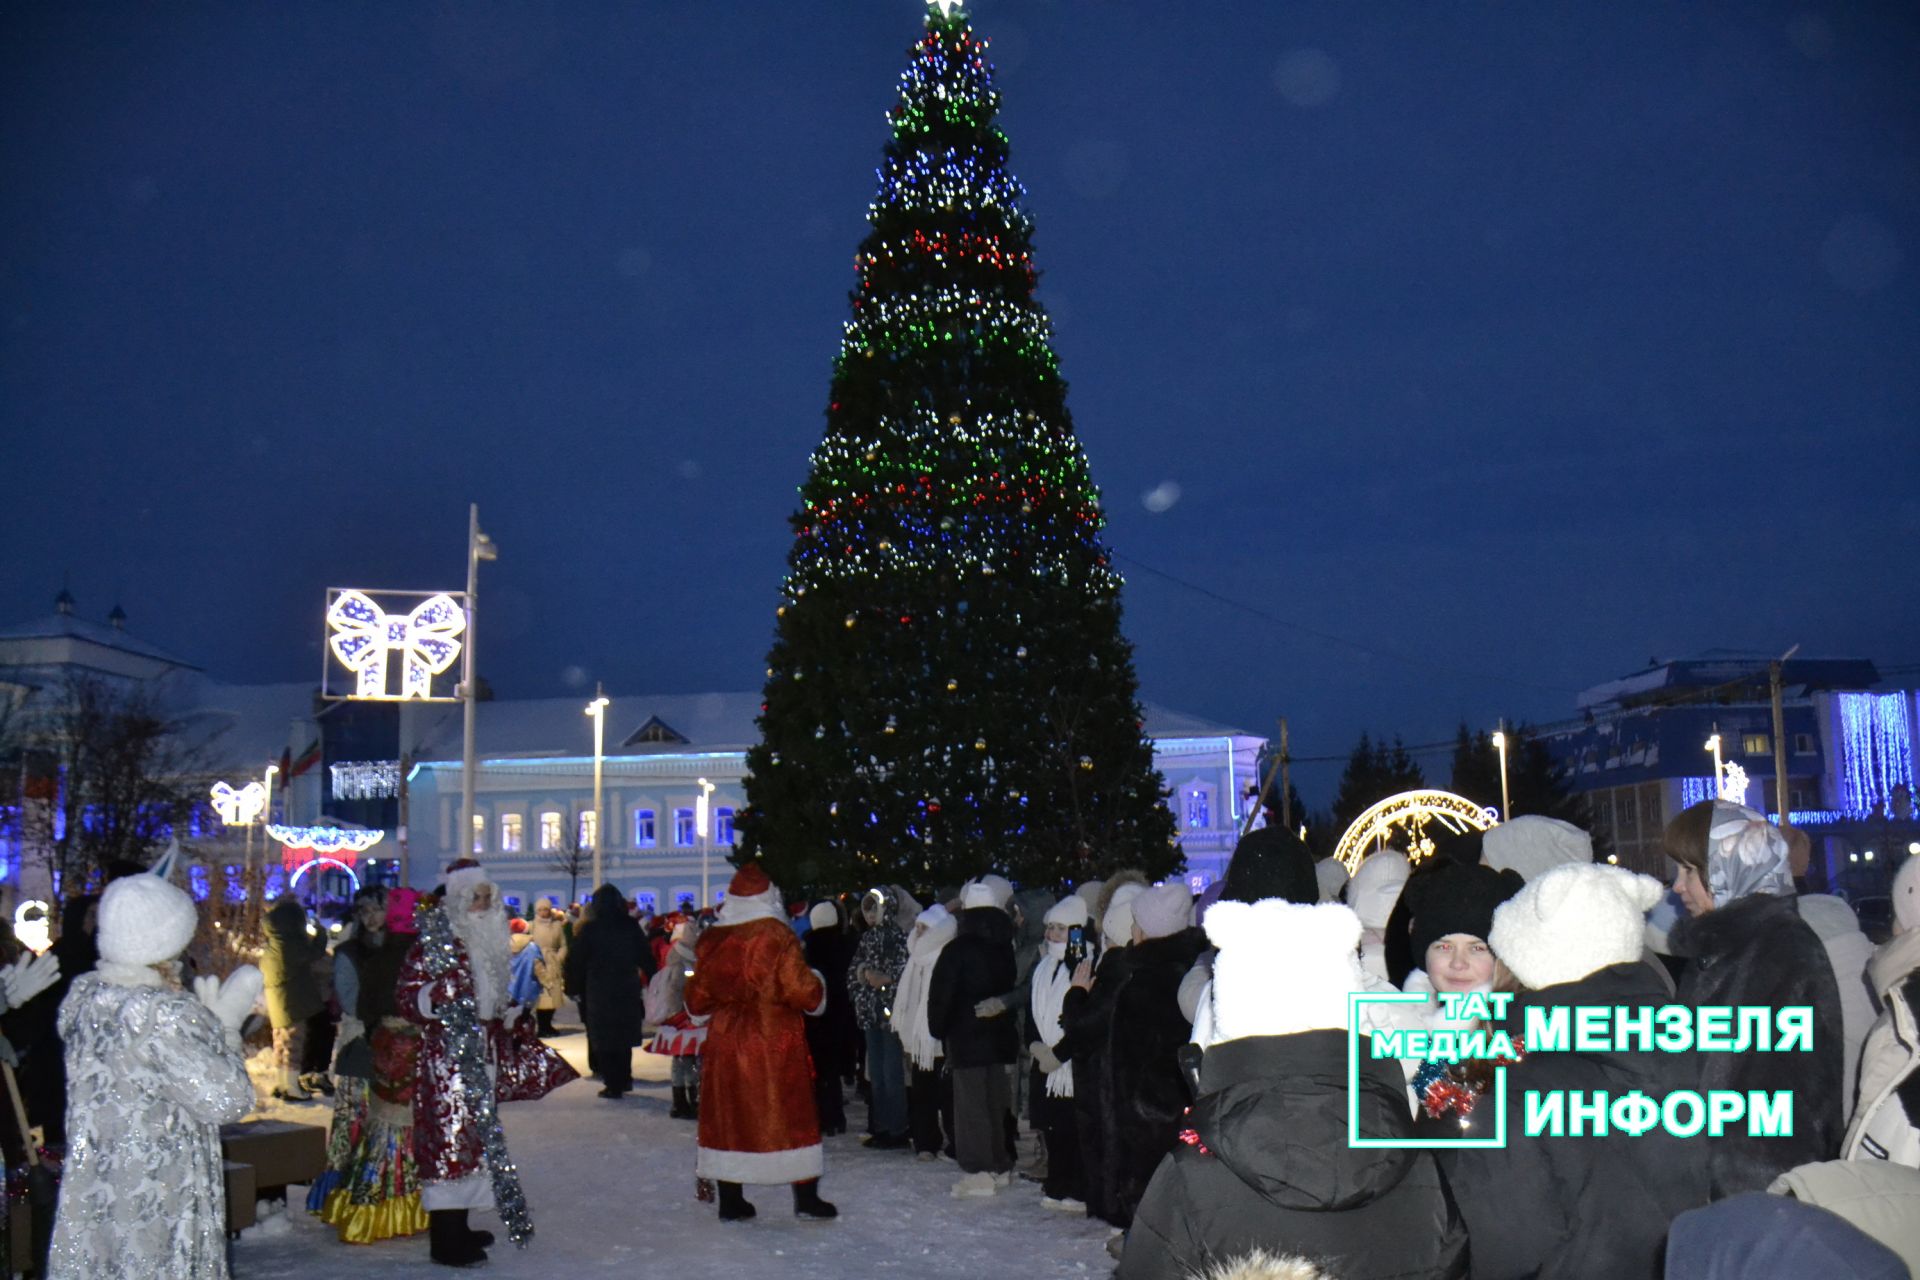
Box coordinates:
[685,916,825,1171]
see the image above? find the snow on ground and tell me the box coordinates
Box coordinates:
[234,1023,1118,1278]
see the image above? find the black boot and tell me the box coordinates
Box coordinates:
[688,1083,700,1118]
[793,1178,838,1220]
[458,1210,495,1250]
[717,1181,757,1222]
[669,1086,690,1118]
[428,1210,487,1267]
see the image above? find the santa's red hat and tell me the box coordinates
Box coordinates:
[728,862,772,897]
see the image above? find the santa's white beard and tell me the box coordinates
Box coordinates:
[452,903,512,1020]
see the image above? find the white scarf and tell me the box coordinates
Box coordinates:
[892,909,957,1071]
[1030,940,1076,1097]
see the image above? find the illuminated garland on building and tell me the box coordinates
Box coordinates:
[1837,692,1916,818]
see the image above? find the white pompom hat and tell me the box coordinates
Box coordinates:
[97,874,199,966]
[1489,862,1664,990]
[1204,900,1367,1044]
[1346,850,1410,930]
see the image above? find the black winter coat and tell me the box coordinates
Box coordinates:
[803,924,858,1079]
[1119,1031,1465,1280]
[567,885,655,1053]
[1670,892,1845,1199]
[926,907,1017,1068]
[1063,943,1135,1224]
[1440,962,1713,1280]
[1060,928,1209,1228]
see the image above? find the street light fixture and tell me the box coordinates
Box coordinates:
[1705,728,1724,796]
[585,685,609,887]
[1491,724,1511,821]
[460,504,497,876]
[697,777,717,908]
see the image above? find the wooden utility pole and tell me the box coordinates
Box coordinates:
[1239,717,1289,838]
[1770,644,1800,827]
[1279,718,1293,831]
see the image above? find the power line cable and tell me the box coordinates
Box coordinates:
[1115,552,1580,697]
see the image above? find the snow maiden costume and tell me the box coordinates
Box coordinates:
[396,862,577,1266]
[684,862,837,1222]
[49,870,261,1280]
[316,886,433,1244]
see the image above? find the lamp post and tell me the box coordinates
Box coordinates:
[697,777,716,909]
[1491,723,1512,821]
[1706,726,1724,796]
[257,763,279,878]
[460,504,497,873]
[586,685,609,887]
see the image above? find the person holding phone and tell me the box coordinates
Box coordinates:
[1028,896,1091,1211]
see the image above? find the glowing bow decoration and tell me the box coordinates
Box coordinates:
[209,780,267,827]
[328,591,466,700]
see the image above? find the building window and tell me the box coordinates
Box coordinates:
[634,891,657,913]
[1742,733,1771,756]
[633,808,657,848]
[578,810,598,850]
[500,814,523,853]
[1793,733,1816,755]
[674,808,696,847]
[715,807,735,845]
[471,813,485,854]
[1182,785,1211,830]
[539,812,563,852]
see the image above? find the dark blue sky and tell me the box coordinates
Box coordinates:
[4,2,1916,803]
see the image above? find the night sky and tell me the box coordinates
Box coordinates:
[4,2,1916,803]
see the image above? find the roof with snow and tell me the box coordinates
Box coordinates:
[0,608,201,672]
[407,692,765,761]
[1576,651,1881,711]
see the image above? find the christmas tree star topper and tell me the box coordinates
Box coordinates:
[928,0,965,18]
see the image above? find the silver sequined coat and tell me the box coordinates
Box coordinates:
[49,973,257,1280]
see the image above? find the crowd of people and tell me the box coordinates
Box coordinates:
[3,792,1919,1277]
[673,801,1920,1280]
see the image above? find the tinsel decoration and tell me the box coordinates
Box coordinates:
[416,902,536,1247]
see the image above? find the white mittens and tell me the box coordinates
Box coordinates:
[196,964,264,1051]
[0,952,60,1011]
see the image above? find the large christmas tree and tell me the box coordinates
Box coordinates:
[738,1,1177,894]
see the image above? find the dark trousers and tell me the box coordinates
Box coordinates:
[1037,1090,1085,1202]
[908,1062,952,1155]
[952,1064,1014,1174]
[301,1010,335,1075]
[814,1068,846,1134]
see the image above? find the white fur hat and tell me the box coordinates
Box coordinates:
[1894,856,1920,935]
[1043,896,1089,928]
[1314,857,1350,903]
[960,882,1001,911]
[808,901,840,930]
[1102,882,1147,947]
[1490,862,1664,990]
[1074,880,1105,910]
[1205,900,1367,1042]
[97,874,199,966]
[1482,816,1594,883]
[1132,882,1193,940]
[1346,850,1410,930]
[975,874,1015,910]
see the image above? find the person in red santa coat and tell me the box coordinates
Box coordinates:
[685,862,838,1222]
[397,861,576,1267]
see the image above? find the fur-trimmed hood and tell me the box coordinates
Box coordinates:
[1184,1250,1331,1280]
[1094,870,1149,936]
